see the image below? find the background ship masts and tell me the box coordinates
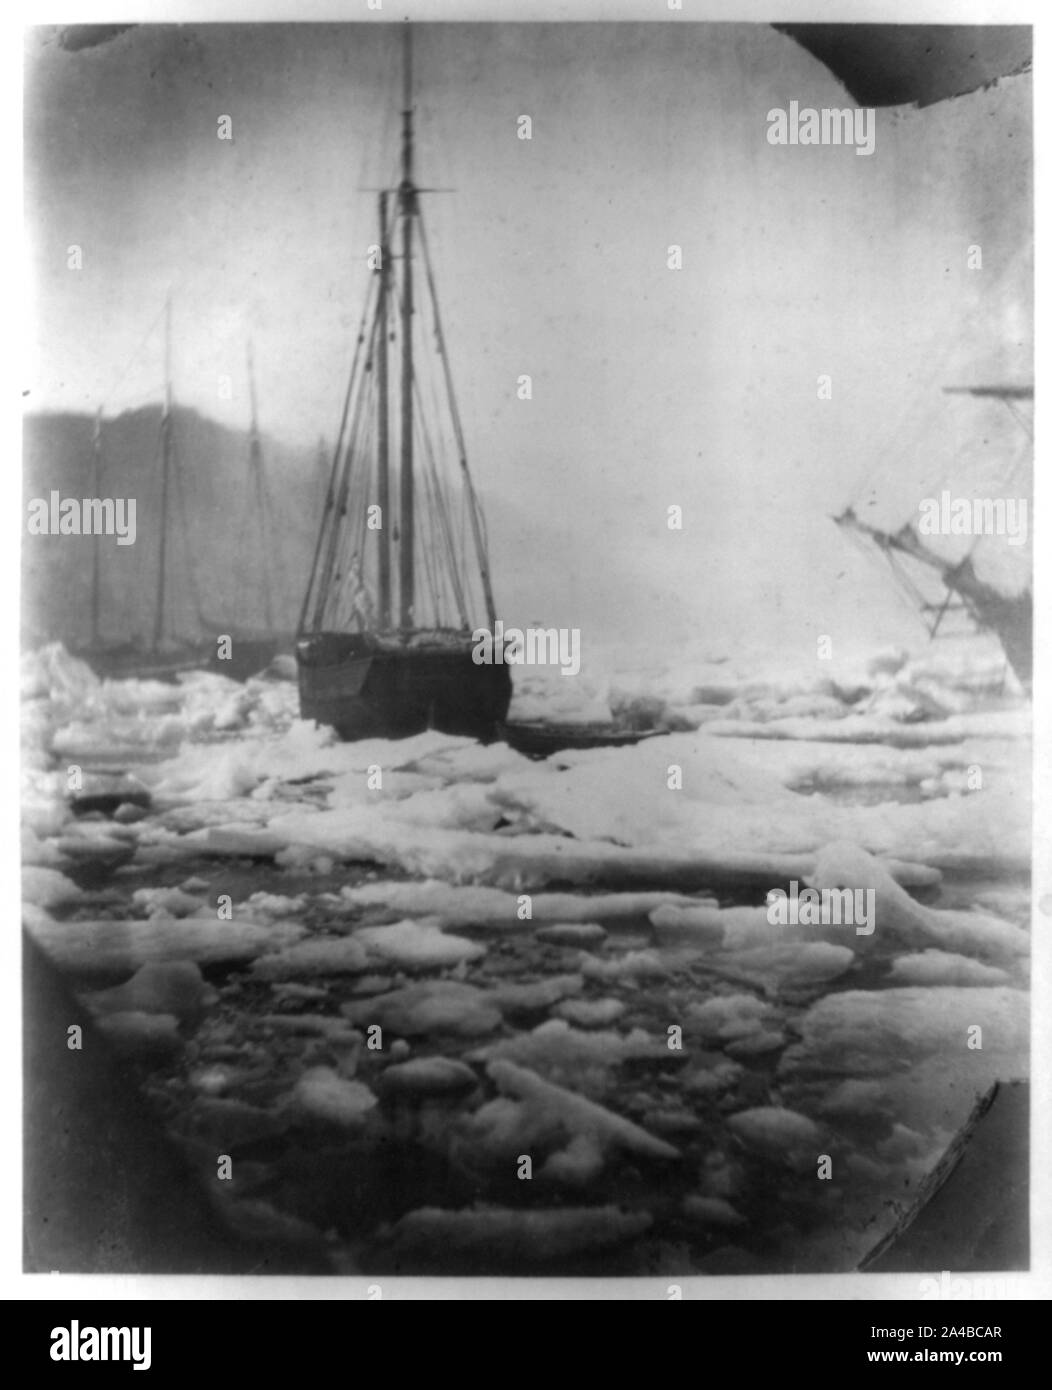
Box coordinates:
[153,294,173,648]
[90,407,103,644]
[246,340,275,633]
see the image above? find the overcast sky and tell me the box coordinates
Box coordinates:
[23,22,1032,656]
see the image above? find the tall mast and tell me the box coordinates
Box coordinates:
[90,407,103,643]
[246,340,275,632]
[398,24,415,629]
[153,294,173,648]
[376,192,392,626]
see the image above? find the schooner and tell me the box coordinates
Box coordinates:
[296,29,512,740]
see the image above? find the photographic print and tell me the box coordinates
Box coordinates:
[20,7,1035,1292]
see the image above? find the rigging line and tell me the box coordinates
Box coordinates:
[885,548,975,639]
[353,407,375,588]
[311,288,379,629]
[416,458,444,628]
[884,550,931,612]
[364,370,385,624]
[408,412,441,626]
[991,439,1032,498]
[957,444,1033,571]
[329,347,380,629]
[840,519,936,635]
[407,391,448,627]
[315,423,363,630]
[417,418,453,627]
[415,217,449,433]
[327,404,371,628]
[942,393,1034,571]
[411,364,469,625]
[843,394,909,514]
[843,326,970,515]
[331,377,372,630]
[168,428,208,638]
[1002,397,1033,440]
[418,297,471,589]
[301,271,379,628]
[412,348,465,620]
[339,412,379,634]
[427,443,468,623]
[929,583,960,640]
[457,470,469,560]
[303,275,380,631]
[417,215,498,625]
[845,407,923,517]
[386,268,466,626]
[885,561,937,633]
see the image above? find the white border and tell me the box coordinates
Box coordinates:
[5,0,1048,1303]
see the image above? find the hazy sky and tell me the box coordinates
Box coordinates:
[24,22,1032,655]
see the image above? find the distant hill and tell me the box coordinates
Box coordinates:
[22,406,325,650]
[22,404,674,660]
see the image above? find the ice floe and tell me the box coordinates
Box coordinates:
[469,1019,664,1092]
[380,1057,480,1097]
[778,985,1028,1134]
[807,842,1028,963]
[26,914,304,976]
[81,960,217,1021]
[22,866,84,909]
[341,981,503,1038]
[352,919,486,971]
[888,950,1010,987]
[686,994,781,1043]
[535,923,608,946]
[552,997,626,1028]
[681,1195,746,1229]
[289,1068,377,1127]
[486,975,584,1016]
[250,936,372,980]
[19,633,1031,1276]
[727,1106,823,1163]
[477,1058,680,1162]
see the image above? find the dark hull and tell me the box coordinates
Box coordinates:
[959,585,1031,693]
[501,721,657,759]
[73,641,212,683]
[207,632,295,682]
[297,631,512,741]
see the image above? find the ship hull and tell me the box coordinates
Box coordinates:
[206,630,296,682]
[500,721,656,759]
[73,640,212,683]
[297,631,512,741]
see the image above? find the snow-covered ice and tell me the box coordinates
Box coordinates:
[19,633,1031,1274]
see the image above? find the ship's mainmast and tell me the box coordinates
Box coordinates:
[397,25,416,630]
[376,191,392,626]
